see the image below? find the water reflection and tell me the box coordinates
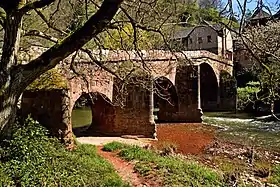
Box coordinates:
[71,107,92,128]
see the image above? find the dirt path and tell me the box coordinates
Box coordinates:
[97,146,161,187]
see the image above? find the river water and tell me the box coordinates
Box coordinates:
[71,107,92,128]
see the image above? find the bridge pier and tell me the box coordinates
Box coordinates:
[168,65,203,122]
[21,90,75,148]
[113,81,156,138]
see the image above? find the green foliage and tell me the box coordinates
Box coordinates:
[269,165,280,185]
[26,68,68,91]
[103,143,224,186]
[102,24,164,50]
[0,117,128,187]
[243,22,280,110]
[118,146,157,162]
[237,81,260,111]
[181,3,239,28]
[220,71,237,98]
[102,141,129,152]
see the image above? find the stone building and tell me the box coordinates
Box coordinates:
[171,24,233,61]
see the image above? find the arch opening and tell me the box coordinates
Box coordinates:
[200,63,218,111]
[154,76,179,123]
[71,92,115,137]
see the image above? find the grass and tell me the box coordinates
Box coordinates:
[0,117,129,187]
[102,141,129,152]
[102,142,280,187]
[203,113,280,152]
[269,165,280,185]
[103,142,224,187]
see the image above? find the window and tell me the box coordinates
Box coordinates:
[189,38,192,44]
[198,37,202,44]
[207,35,212,43]
[182,38,188,46]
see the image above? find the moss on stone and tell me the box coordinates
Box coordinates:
[26,68,68,91]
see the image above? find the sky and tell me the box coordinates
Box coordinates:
[232,0,279,13]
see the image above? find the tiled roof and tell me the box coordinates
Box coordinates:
[250,7,271,20]
[171,24,223,40]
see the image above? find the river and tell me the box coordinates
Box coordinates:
[71,107,92,128]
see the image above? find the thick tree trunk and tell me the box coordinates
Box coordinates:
[0,68,24,138]
[0,88,21,138]
[0,9,24,138]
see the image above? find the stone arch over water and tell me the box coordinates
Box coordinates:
[154,76,179,122]
[71,92,115,136]
[200,63,219,111]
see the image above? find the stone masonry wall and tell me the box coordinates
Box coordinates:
[21,90,74,148]
[86,94,116,135]
[174,65,202,122]
[113,83,156,137]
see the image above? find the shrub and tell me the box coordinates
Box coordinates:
[156,141,178,156]
[0,116,128,187]
[269,165,280,185]
[237,81,260,111]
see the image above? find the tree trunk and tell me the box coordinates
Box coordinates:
[0,10,23,138]
[0,83,23,139]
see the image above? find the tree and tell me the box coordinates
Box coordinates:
[0,0,125,137]
[0,0,183,138]
[242,22,280,117]
[217,0,280,116]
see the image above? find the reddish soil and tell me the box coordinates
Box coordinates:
[155,123,216,155]
[97,146,162,187]
[96,123,216,187]
[95,123,280,187]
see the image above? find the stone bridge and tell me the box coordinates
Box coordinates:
[21,49,235,145]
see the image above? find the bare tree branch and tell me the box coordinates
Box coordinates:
[20,0,123,89]
[19,0,56,15]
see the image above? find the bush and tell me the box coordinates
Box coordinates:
[269,165,280,185]
[0,116,128,187]
[237,81,260,111]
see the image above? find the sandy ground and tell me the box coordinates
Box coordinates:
[77,123,216,155]
[77,136,153,147]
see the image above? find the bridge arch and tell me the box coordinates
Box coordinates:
[71,92,115,136]
[200,63,219,111]
[154,76,179,122]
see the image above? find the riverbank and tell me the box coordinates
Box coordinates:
[203,112,280,151]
